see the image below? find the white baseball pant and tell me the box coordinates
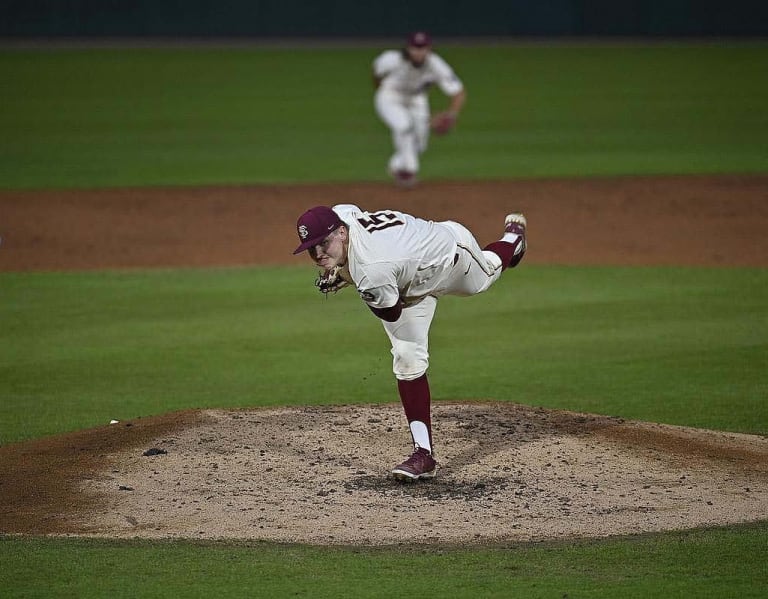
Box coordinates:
[374,89,430,175]
[382,221,504,380]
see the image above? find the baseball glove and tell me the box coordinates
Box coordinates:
[315,265,350,295]
[431,111,457,135]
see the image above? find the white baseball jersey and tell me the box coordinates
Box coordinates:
[372,50,464,98]
[332,204,508,381]
[333,204,457,308]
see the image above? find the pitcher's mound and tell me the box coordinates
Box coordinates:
[41,402,764,545]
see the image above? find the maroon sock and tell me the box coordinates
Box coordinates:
[484,240,525,270]
[397,374,432,448]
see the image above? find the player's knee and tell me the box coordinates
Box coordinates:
[394,367,428,381]
[391,341,428,380]
[392,121,415,136]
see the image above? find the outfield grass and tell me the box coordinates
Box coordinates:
[2,265,766,444]
[1,43,766,189]
[1,522,767,598]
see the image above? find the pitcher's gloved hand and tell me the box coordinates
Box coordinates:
[315,265,350,294]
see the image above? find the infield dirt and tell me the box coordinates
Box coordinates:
[1,175,767,545]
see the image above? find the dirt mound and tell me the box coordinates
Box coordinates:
[1,403,766,546]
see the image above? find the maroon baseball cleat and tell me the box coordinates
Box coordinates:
[392,169,418,188]
[504,213,527,265]
[391,447,437,481]
[504,213,527,238]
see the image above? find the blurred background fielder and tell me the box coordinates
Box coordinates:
[372,31,467,187]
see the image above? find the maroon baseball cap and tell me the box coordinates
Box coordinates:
[407,31,432,48]
[293,205,344,254]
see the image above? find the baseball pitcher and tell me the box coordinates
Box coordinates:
[372,31,466,187]
[293,204,527,481]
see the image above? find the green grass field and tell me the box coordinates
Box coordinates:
[2,265,766,443]
[1,42,767,598]
[1,43,766,188]
[2,524,767,598]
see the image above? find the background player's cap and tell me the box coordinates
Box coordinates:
[407,31,432,48]
[293,206,344,254]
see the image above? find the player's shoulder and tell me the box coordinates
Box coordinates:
[376,49,402,61]
[373,49,404,69]
[332,204,366,226]
[426,52,453,71]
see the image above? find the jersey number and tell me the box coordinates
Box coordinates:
[357,211,404,233]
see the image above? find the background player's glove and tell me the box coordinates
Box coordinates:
[315,266,350,295]
[431,111,457,135]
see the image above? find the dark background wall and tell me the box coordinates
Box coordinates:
[2,0,767,38]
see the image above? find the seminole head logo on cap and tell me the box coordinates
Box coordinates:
[293,205,343,255]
